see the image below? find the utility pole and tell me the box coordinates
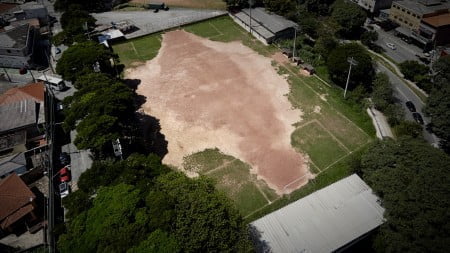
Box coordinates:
[344,57,358,98]
[248,0,253,35]
[292,27,297,62]
[2,68,11,82]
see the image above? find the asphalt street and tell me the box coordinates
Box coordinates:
[376,63,439,146]
[374,26,424,64]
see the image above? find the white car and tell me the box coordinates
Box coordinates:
[386,43,396,50]
[59,182,70,198]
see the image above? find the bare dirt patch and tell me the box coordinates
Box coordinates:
[127,30,313,194]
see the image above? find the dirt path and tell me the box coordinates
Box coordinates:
[127,30,313,194]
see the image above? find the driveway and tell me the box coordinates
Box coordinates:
[376,63,439,146]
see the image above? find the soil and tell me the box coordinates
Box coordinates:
[127,30,313,194]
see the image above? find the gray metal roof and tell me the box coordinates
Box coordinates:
[0,99,38,133]
[394,0,450,15]
[0,23,30,49]
[241,8,298,34]
[234,11,275,39]
[250,174,385,253]
[0,152,26,177]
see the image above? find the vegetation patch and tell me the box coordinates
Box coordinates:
[112,33,162,67]
[292,121,349,170]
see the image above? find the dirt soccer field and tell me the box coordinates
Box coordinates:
[127,30,312,194]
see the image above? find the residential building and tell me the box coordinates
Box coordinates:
[352,0,394,13]
[0,173,38,235]
[0,82,46,155]
[250,174,385,252]
[415,12,450,46]
[0,23,36,68]
[0,152,26,179]
[231,8,298,44]
[389,0,450,31]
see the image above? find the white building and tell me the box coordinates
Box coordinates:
[351,0,394,13]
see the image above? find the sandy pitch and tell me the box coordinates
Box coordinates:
[127,30,313,194]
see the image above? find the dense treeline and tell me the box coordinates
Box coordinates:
[354,138,450,252]
[59,154,251,252]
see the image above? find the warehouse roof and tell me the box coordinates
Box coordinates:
[394,0,450,15]
[241,8,298,34]
[250,174,385,253]
[0,99,39,133]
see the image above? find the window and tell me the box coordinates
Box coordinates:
[7,49,11,53]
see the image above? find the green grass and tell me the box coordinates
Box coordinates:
[292,122,348,170]
[185,149,275,216]
[112,33,162,67]
[183,148,235,174]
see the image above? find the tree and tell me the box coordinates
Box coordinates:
[394,120,423,138]
[371,73,394,112]
[331,0,366,37]
[424,84,450,153]
[398,60,429,82]
[314,35,337,58]
[431,56,450,89]
[54,0,112,12]
[305,0,337,16]
[360,30,378,47]
[56,41,117,82]
[54,5,96,45]
[358,138,450,252]
[327,43,375,90]
[127,230,180,253]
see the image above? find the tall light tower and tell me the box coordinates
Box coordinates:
[344,57,358,98]
[292,27,297,62]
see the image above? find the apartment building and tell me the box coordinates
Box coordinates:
[351,0,394,13]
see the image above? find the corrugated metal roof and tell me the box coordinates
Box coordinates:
[241,8,298,34]
[0,152,26,177]
[0,99,38,133]
[251,174,385,253]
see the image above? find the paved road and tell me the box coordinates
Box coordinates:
[376,63,439,146]
[374,26,423,64]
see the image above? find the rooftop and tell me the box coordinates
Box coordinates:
[422,12,450,27]
[394,0,450,15]
[0,152,26,178]
[0,99,39,133]
[241,8,298,34]
[0,173,35,230]
[0,82,44,105]
[0,23,31,49]
[250,174,385,253]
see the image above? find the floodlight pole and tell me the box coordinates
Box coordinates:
[344,57,358,98]
[249,0,253,35]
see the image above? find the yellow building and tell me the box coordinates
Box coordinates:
[389,0,450,31]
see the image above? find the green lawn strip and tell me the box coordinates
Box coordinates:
[207,159,269,216]
[182,148,235,174]
[254,180,279,202]
[112,33,162,67]
[291,121,349,170]
[244,146,368,223]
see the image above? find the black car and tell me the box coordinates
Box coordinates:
[412,112,424,125]
[59,152,70,166]
[405,101,416,112]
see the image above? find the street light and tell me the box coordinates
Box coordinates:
[248,0,253,35]
[344,57,358,98]
[292,27,297,63]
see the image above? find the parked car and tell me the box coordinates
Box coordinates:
[386,43,396,50]
[59,166,71,182]
[405,101,416,112]
[59,182,70,198]
[412,112,424,125]
[59,152,70,166]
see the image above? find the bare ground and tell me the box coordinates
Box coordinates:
[127,30,313,194]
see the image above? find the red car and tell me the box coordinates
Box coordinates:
[59,166,71,182]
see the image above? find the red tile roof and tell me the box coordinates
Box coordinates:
[0,82,44,105]
[0,173,35,230]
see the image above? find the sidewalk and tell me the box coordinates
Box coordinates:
[367,107,394,139]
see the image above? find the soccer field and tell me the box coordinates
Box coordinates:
[113,16,375,218]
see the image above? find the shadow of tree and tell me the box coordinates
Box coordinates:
[135,112,168,159]
[249,224,272,253]
[123,79,141,91]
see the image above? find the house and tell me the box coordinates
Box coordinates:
[231,7,298,44]
[250,174,385,253]
[0,152,26,179]
[0,173,38,235]
[0,23,37,68]
[351,0,393,14]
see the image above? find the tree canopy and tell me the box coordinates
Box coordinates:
[331,0,366,37]
[53,5,96,46]
[357,138,450,252]
[58,154,251,252]
[56,41,117,82]
[327,43,375,90]
[425,83,450,153]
